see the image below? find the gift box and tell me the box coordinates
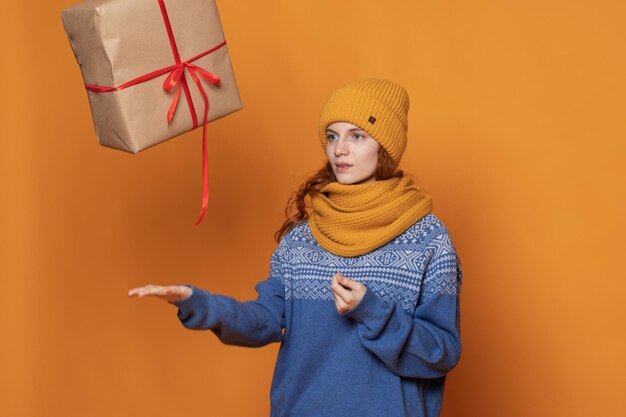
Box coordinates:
[61,0,242,223]
[61,0,241,153]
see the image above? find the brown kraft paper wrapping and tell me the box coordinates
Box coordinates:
[61,0,242,154]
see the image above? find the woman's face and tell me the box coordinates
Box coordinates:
[325,122,380,185]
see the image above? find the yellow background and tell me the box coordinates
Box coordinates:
[2,1,625,416]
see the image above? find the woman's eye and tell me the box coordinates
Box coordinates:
[327,134,337,141]
[353,133,364,140]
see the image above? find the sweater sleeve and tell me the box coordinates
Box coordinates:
[345,231,463,379]
[171,246,286,348]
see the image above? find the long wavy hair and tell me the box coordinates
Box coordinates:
[274,146,404,242]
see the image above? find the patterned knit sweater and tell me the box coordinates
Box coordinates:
[174,213,463,417]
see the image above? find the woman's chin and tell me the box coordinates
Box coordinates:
[334,174,376,185]
[336,179,355,185]
[334,173,355,184]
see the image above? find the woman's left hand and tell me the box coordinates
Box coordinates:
[330,272,367,314]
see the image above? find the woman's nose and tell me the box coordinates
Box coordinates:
[334,137,349,156]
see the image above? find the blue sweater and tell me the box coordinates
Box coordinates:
[174,213,463,417]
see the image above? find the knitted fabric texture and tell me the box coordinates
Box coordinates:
[319,78,410,163]
[308,176,433,257]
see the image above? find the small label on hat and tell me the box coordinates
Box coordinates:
[368,116,376,124]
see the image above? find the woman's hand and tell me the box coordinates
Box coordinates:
[127,285,192,303]
[330,273,367,314]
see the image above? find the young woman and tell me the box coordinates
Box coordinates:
[128,79,463,417]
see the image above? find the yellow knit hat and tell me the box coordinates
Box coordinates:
[318,79,409,164]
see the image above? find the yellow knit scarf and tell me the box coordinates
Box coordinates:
[308,176,433,257]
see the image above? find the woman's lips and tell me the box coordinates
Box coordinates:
[335,163,353,172]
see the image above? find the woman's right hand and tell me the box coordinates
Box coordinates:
[127,285,193,303]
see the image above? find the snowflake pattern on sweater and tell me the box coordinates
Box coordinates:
[273,213,462,315]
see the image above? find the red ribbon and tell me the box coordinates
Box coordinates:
[85,0,226,225]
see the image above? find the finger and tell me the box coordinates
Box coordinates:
[128,285,156,297]
[134,285,167,298]
[332,292,348,314]
[331,275,350,304]
[337,274,364,291]
[139,285,158,297]
[337,274,354,290]
[331,281,354,308]
[337,274,358,293]
[339,275,368,296]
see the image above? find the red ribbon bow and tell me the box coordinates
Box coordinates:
[85,0,227,225]
[163,61,221,125]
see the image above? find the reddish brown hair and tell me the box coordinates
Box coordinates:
[274,146,403,242]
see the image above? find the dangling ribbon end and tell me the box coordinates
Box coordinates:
[194,207,207,226]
